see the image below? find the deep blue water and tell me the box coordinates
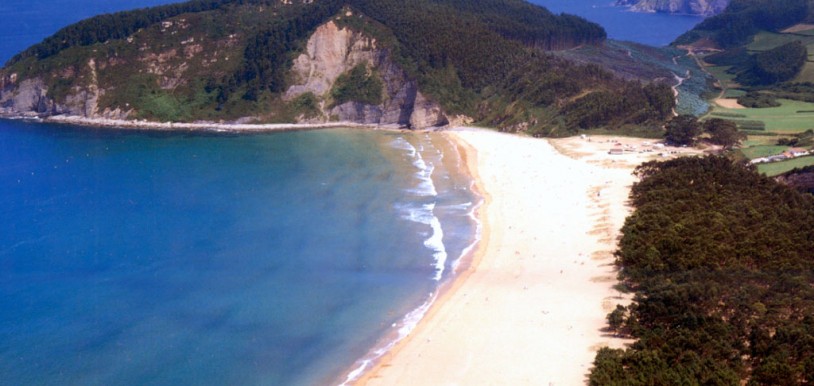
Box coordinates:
[0,121,478,385]
[0,0,703,384]
[529,0,705,46]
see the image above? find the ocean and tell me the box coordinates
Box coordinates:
[0,0,702,384]
[0,121,480,385]
[529,0,705,46]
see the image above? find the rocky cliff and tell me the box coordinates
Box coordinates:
[0,0,677,135]
[0,18,448,129]
[616,0,729,16]
[284,20,447,128]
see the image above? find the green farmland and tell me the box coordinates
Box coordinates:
[707,99,814,133]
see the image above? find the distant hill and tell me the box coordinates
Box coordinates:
[616,0,729,16]
[675,0,812,48]
[0,0,675,135]
[674,0,814,101]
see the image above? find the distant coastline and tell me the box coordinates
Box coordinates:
[2,113,405,133]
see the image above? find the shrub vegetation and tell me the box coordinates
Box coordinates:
[591,156,814,385]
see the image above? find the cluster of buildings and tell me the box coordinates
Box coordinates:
[750,148,811,164]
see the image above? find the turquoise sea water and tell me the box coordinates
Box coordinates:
[0,121,479,385]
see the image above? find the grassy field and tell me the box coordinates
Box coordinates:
[740,145,789,159]
[706,99,814,133]
[723,89,747,98]
[741,30,814,83]
[705,65,739,88]
[757,156,814,176]
[746,31,814,52]
[794,60,814,83]
[699,26,814,174]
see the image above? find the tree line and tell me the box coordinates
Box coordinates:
[706,41,808,86]
[590,156,814,385]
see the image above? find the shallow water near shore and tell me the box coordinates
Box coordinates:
[0,121,479,385]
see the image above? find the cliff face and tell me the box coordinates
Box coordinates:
[616,0,729,16]
[285,20,447,128]
[0,58,129,120]
[0,19,448,129]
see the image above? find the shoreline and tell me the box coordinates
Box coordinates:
[336,130,487,386]
[7,115,668,384]
[353,128,646,385]
[2,113,408,133]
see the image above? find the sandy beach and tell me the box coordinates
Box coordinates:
[354,128,691,385]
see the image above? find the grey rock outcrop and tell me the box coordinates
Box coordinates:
[1,78,51,115]
[1,58,130,120]
[286,20,448,129]
[1,19,450,129]
[616,0,729,16]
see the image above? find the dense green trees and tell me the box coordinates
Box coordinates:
[331,64,384,106]
[238,0,343,99]
[704,118,745,149]
[7,0,252,65]
[664,114,701,145]
[562,82,675,129]
[737,91,781,108]
[749,41,808,85]
[590,156,814,385]
[662,116,742,148]
[699,39,807,87]
[4,0,676,131]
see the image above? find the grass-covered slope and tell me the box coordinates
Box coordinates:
[591,156,814,385]
[675,0,814,92]
[674,0,812,48]
[1,0,675,134]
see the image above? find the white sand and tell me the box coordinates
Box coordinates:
[29,112,669,384]
[354,128,658,386]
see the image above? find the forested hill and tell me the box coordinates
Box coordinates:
[6,0,605,66]
[591,156,814,385]
[674,0,814,96]
[0,0,674,134]
[674,0,813,48]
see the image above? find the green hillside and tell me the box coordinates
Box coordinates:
[0,0,675,135]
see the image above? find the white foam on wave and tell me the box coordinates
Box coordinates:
[425,205,448,282]
[392,136,448,281]
[394,202,447,282]
[389,136,416,154]
[391,137,437,197]
[339,291,438,386]
[451,197,484,274]
[340,136,484,386]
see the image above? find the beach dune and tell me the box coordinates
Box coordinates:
[356,128,638,385]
